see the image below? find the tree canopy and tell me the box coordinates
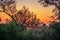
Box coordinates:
[39,0,60,19]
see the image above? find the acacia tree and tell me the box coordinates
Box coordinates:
[0,0,18,26]
[39,0,60,20]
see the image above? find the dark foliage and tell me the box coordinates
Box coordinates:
[0,21,18,40]
[49,21,60,40]
[39,0,60,19]
[14,6,42,30]
[0,0,60,40]
[0,21,60,40]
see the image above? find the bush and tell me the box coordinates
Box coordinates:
[0,21,59,40]
[0,21,18,40]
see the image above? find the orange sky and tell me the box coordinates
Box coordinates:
[16,0,55,24]
[0,0,55,24]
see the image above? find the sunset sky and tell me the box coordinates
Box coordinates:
[0,0,55,23]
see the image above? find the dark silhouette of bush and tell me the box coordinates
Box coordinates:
[49,21,60,40]
[0,20,57,40]
[0,21,18,40]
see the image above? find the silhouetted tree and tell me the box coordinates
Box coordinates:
[39,0,60,40]
[38,0,60,20]
[14,6,42,30]
[0,0,18,26]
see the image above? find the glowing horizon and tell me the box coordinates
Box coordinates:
[0,0,55,24]
[16,0,55,23]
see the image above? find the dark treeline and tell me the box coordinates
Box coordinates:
[0,16,60,40]
[0,6,60,40]
[0,0,60,40]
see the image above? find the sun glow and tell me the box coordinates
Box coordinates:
[0,0,55,24]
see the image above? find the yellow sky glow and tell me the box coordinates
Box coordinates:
[0,0,55,23]
[16,0,55,23]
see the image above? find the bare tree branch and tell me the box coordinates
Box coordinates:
[39,0,60,19]
[0,0,20,27]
